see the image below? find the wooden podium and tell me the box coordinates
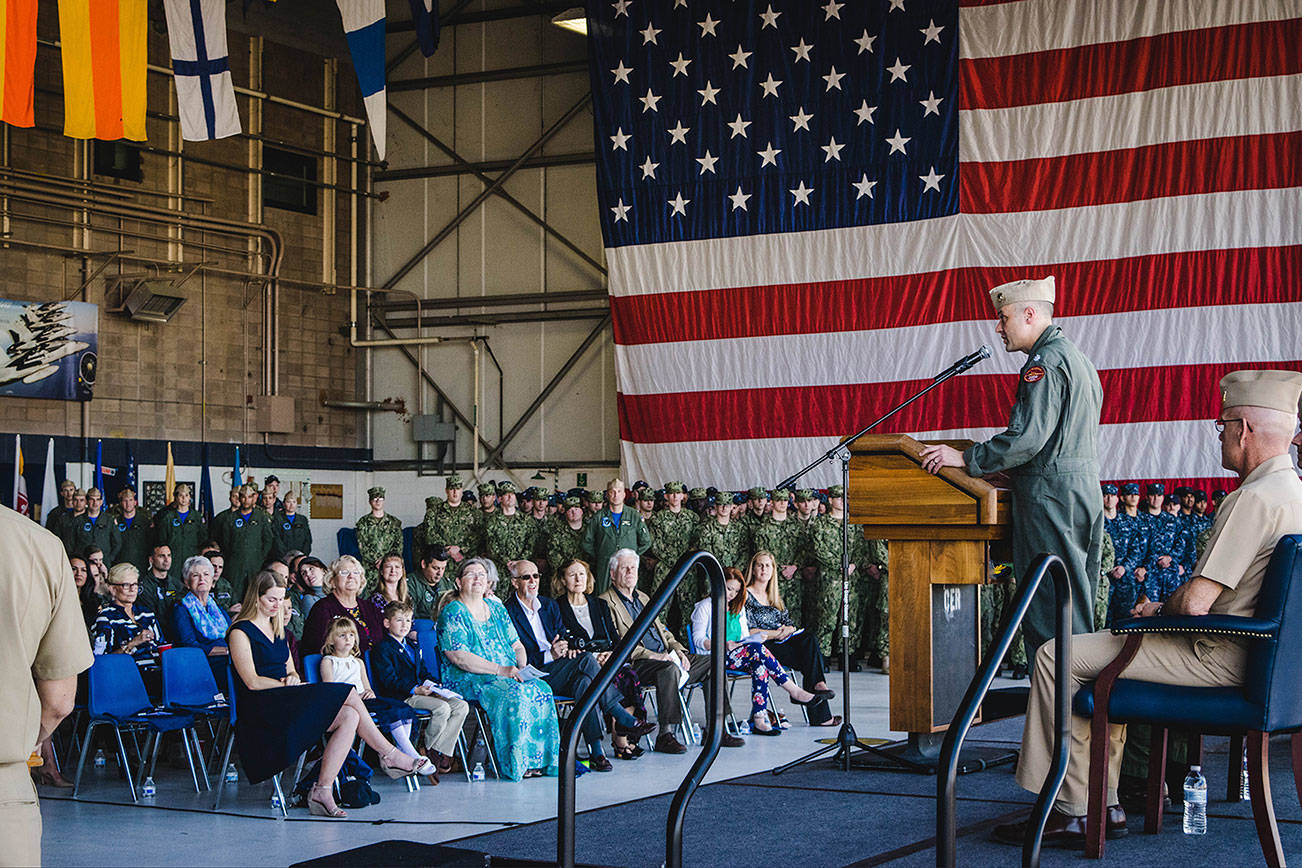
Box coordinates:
[848,434,1010,764]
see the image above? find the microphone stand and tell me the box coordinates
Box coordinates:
[773,349,988,775]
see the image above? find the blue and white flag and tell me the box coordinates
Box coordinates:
[337,0,386,159]
[163,0,241,141]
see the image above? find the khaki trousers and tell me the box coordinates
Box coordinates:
[1016,629,1245,816]
[406,694,470,757]
[0,762,40,867]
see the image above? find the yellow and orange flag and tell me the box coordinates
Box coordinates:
[0,0,38,127]
[57,0,147,140]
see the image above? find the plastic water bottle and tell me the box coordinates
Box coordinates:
[1241,745,1251,801]
[93,749,106,769]
[141,776,156,798]
[471,762,486,782]
[225,763,239,784]
[269,791,282,811]
[1182,765,1207,835]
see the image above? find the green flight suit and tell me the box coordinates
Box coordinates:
[273,512,312,559]
[111,510,152,571]
[153,507,208,583]
[963,324,1103,656]
[581,507,652,595]
[213,508,274,602]
[71,511,121,564]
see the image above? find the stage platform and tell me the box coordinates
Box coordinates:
[39,670,1299,867]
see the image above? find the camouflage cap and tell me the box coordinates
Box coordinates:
[1119,482,1140,495]
[1100,483,1118,495]
[664,481,686,494]
[445,474,464,489]
[637,488,656,502]
[771,487,791,500]
[477,482,496,496]
[794,489,814,502]
[563,496,582,508]
[497,481,518,495]
[589,490,605,503]
[827,484,845,498]
[688,487,708,499]
[367,486,385,499]
[710,492,730,506]
[746,486,767,500]
[425,495,441,508]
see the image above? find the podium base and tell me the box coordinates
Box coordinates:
[848,731,1019,775]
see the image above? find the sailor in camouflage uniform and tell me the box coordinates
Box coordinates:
[544,496,588,585]
[1106,482,1152,624]
[412,494,443,553]
[1140,483,1190,604]
[736,486,768,542]
[683,492,748,637]
[807,485,863,658]
[478,482,498,516]
[484,481,537,597]
[747,488,806,623]
[355,486,404,593]
[646,481,698,605]
[420,475,483,577]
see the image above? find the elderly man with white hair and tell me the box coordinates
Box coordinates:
[993,369,1302,848]
[598,548,744,754]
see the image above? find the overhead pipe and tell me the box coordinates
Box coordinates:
[321,398,406,413]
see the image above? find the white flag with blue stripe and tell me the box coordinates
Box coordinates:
[163,0,241,141]
[336,0,386,160]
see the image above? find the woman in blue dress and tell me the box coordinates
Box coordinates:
[228,570,430,818]
[437,558,560,781]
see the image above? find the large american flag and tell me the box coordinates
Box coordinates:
[586,0,1302,492]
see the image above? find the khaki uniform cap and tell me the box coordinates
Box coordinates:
[1219,370,1302,416]
[989,275,1056,313]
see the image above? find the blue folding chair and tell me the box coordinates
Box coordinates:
[417,628,491,780]
[210,666,288,816]
[412,618,435,635]
[363,650,425,792]
[72,655,204,801]
[160,647,228,787]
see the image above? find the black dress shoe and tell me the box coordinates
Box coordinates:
[654,733,687,754]
[586,754,614,772]
[615,720,658,739]
[993,806,1128,847]
[720,733,745,747]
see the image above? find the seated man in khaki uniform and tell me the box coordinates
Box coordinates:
[0,505,94,866]
[996,369,1302,846]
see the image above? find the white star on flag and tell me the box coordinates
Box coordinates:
[920,19,944,45]
[920,167,944,192]
[853,29,876,54]
[887,58,911,82]
[729,45,752,69]
[668,192,690,216]
[885,129,911,154]
[853,100,877,125]
[888,0,906,11]
[698,13,719,36]
[639,88,661,112]
[822,0,843,21]
[919,91,943,117]
[610,198,631,221]
[669,52,692,77]
[640,22,660,44]
[790,38,812,63]
[610,127,630,151]
[667,120,690,144]
[823,66,845,91]
[728,185,751,211]
[610,60,632,84]
[696,150,718,174]
[727,113,751,138]
[759,4,781,29]
[789,181,814,206]
[852,173,876,199]
[789,107,813,131]
[759,73,783,98]
[757,142,781,166]
[697,81,720,105]
[639,156,659,179]
[821,137,845,162]
[611,0,630,18]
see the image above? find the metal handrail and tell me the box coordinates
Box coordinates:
[936,553,1073,868]
[557,550,727,868]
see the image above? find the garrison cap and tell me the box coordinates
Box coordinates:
[497,481,517,495]
[446,475,464,489]
[1101,483,1118,495]
[1119,482,1140,495]
[664,481,686,494]
[827,484,845,498]
[1146,482,1165,496]
[1219,369,1302,416]
[746,486,767,500]
[989,276,1056,313]
[688,487,708,499]
[367,486,385,499]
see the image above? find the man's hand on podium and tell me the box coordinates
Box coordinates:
[920,443,965,475]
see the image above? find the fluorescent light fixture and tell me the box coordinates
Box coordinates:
[551,8,588,35]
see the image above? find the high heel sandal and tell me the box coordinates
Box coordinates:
[380,747,428,779]
[307,784,347,818]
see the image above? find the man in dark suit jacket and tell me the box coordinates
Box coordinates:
[371,601,470,772]
[504,560,654,772]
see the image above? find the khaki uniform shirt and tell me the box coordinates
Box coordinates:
[0,506,94,768]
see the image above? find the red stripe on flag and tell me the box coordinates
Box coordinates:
[962,132,1302,214]
[610,246,1301,346]
[959,19,1302,110]
[617,361,1302,444]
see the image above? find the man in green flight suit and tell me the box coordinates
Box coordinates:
[111,487,152,571]
[581,478,651,595]
[355,486,404,593]
[153,483,207,584]
[272,491,312,559]
[212,484,274,602]
[921,275,1103,656]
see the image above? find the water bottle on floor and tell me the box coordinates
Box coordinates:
[270,791,282,811]
[93,749,106,769]
[225,763,239,784]
[1182,765,1207,835]
[1241,745,1250,801]
[141,776,156,798]
[471,762,485,782]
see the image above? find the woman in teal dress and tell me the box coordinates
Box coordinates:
[437,557,560,780]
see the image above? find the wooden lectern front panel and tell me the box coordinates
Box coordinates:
[848,454,980,525]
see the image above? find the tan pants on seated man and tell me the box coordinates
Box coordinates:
[0,762,41,868]
[406,695,471,757]
[1017,630,1246,816]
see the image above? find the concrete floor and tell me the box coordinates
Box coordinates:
[41,669,1026,867]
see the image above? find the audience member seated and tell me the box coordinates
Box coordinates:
[372,600,469,775]
[437,557,560,780]
[84,546,108,597]
[504,560,655,772]
[370,554,408,612]
[199,547,238,614]
[286,556,328,640]
[301,555,385,657]
[598,548,745,754]
[172,556,232,678]
[318,616,433,776]
[90,563,163,664]
[554,557,650,760]
[70,555,102,628]
[744,550,839,727]
[227,570,428,819]
[407,544,451,621]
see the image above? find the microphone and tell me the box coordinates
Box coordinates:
[933,345,992,381]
